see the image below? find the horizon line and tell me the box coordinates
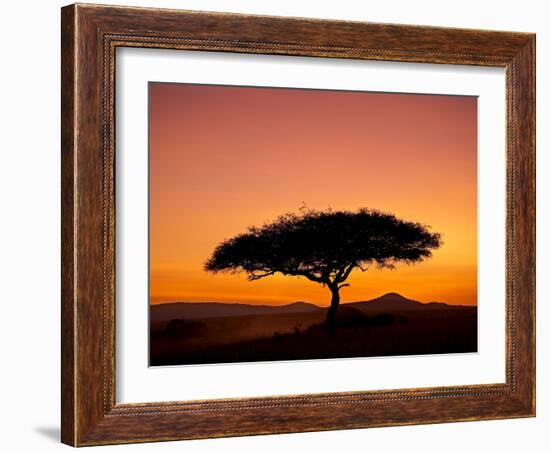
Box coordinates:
[150,292,477,308]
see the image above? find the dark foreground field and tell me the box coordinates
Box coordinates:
[149,293,477,366]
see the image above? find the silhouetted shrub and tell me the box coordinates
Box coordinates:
[369,313,397,326]
[166,318,187,332]
[334,306,369,328]
[154,318,205,338]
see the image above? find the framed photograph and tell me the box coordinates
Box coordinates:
[61,3,535,446]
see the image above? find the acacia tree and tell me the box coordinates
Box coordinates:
[204,208,442,330]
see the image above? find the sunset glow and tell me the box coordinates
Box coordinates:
[149,83,477,306]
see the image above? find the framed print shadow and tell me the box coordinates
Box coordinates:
[61,3,536,447]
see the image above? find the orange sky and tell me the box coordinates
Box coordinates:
[149,83,477,306]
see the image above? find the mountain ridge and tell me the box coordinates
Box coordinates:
[150,299,321,322]
[150,292,473,322]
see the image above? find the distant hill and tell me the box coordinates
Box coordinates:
[150,300,321,322]
[346,292,464,313]
[150,292,471,323]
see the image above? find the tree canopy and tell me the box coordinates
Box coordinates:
[204,208,442,289]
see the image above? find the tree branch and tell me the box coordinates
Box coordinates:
[300,272,324,283]
[335,263,356,283]
[248,270,276,281]
[283,269,324,284]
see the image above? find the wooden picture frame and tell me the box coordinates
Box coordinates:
[61,3,535,446]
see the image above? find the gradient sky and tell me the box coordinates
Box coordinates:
[149,83,477,306]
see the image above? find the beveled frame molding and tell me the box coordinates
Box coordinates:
[61,3,535,446]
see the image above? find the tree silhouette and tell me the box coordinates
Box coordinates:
[204,208,442,330]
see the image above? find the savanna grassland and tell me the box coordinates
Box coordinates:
[149,293,477,366]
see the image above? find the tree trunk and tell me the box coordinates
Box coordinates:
[325,285,340,331]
